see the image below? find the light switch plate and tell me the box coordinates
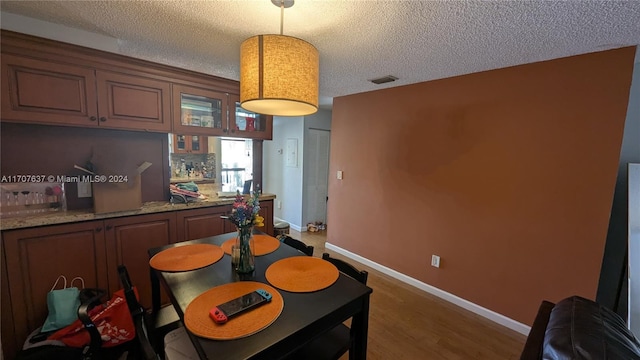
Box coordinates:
[337,170,343,180]
[431,255,440,268]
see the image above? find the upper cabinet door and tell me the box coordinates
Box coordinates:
[172,134,208,154]
[96,71,171,132]
[1,54,99,126]
[172,84,228,136]
[228,94,273,140]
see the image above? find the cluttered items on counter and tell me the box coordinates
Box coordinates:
[170,182,206,204]
[0,182,66,218]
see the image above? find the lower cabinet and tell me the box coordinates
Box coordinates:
[104,213,176,310]
[1,239,16,359]
[176,205,231,242]
[221,199,274,236]
[179,200,273,240]
[2,220,108,355]
[0,201,273,358]
[259,200,274,237]
[0,212,175,358]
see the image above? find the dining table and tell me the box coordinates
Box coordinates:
[148,231,373,360]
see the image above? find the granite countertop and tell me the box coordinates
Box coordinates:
[0,193,276,231]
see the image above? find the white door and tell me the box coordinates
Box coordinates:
[305,129,330,226]
[629,163,640,334]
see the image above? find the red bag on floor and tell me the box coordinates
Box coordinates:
[48,288,136,348]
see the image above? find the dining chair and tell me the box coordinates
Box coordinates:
[242,179,253,194]
[284,253,368,360]
[116,265,160,360]
[151,305,182,355]
[280,235,314,256]
[321,253,369,284]
[149,271,183,355]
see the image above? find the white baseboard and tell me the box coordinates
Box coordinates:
[325,242,531,336]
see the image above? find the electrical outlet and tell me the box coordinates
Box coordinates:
[431,255,440,268]
[78,181,92,198]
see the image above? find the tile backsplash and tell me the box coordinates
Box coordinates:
[170,153,216,180]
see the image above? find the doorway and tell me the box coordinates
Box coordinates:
[304,128,330,227]
[629,163,639,334]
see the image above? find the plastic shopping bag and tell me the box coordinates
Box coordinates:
[48,288,136,348]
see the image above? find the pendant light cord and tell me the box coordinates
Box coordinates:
[280,0,284,35]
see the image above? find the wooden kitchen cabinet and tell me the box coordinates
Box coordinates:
[95,70,172,132]
[176,205,232,242]
[1,54,171,132]
[173,134,208,154]
[1,31,272,139]
[223,199,274,236]
[229,94,273,140]
[1,54,98,127]
[0,201,274,358]
[259,199,274,237]
[172,84,228,136]
[172,85,273,140]
[2,220,109,352]
[104,212,176,310]
[1,233,17,359]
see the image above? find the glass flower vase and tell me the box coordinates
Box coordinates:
[235,225,255,273]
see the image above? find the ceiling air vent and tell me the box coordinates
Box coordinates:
[368,75,398,85]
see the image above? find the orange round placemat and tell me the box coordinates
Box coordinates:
[184,281,283,340]
[149,244,224,272]
[220,235,280,256]
[265,257,339,293]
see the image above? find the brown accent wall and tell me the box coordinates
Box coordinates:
[328,47,636,325]
[0,123,169,210]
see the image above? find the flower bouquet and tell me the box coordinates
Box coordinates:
[226,190,263,273]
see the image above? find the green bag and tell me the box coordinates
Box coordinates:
[41,276,84,332]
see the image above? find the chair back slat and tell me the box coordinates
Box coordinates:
[322,253,368,285]
[281,236,314,256]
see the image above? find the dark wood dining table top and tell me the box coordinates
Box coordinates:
[149,232,373,360]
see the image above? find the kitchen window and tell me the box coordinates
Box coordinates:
[221,139,253,193]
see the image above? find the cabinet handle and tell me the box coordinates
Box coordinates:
[106,225,113,231]
[99,117,107,122]
[89,116,97,121]
[96,227,103,232]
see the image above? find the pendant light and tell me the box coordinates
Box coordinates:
[240,0,319,116]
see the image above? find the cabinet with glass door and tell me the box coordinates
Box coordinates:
[172,85,272,140]
[228,94,273,140]
[172,84,227,136]
[172,134,208,154]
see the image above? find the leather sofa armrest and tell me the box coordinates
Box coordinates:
[520,300,555,360]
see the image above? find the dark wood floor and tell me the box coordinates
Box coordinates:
[291,229,527,360]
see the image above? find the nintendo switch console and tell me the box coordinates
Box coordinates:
[209,289,272,324]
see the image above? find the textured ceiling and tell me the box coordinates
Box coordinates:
[1,0,640,109]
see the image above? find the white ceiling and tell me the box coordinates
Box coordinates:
[1,0,640,110]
